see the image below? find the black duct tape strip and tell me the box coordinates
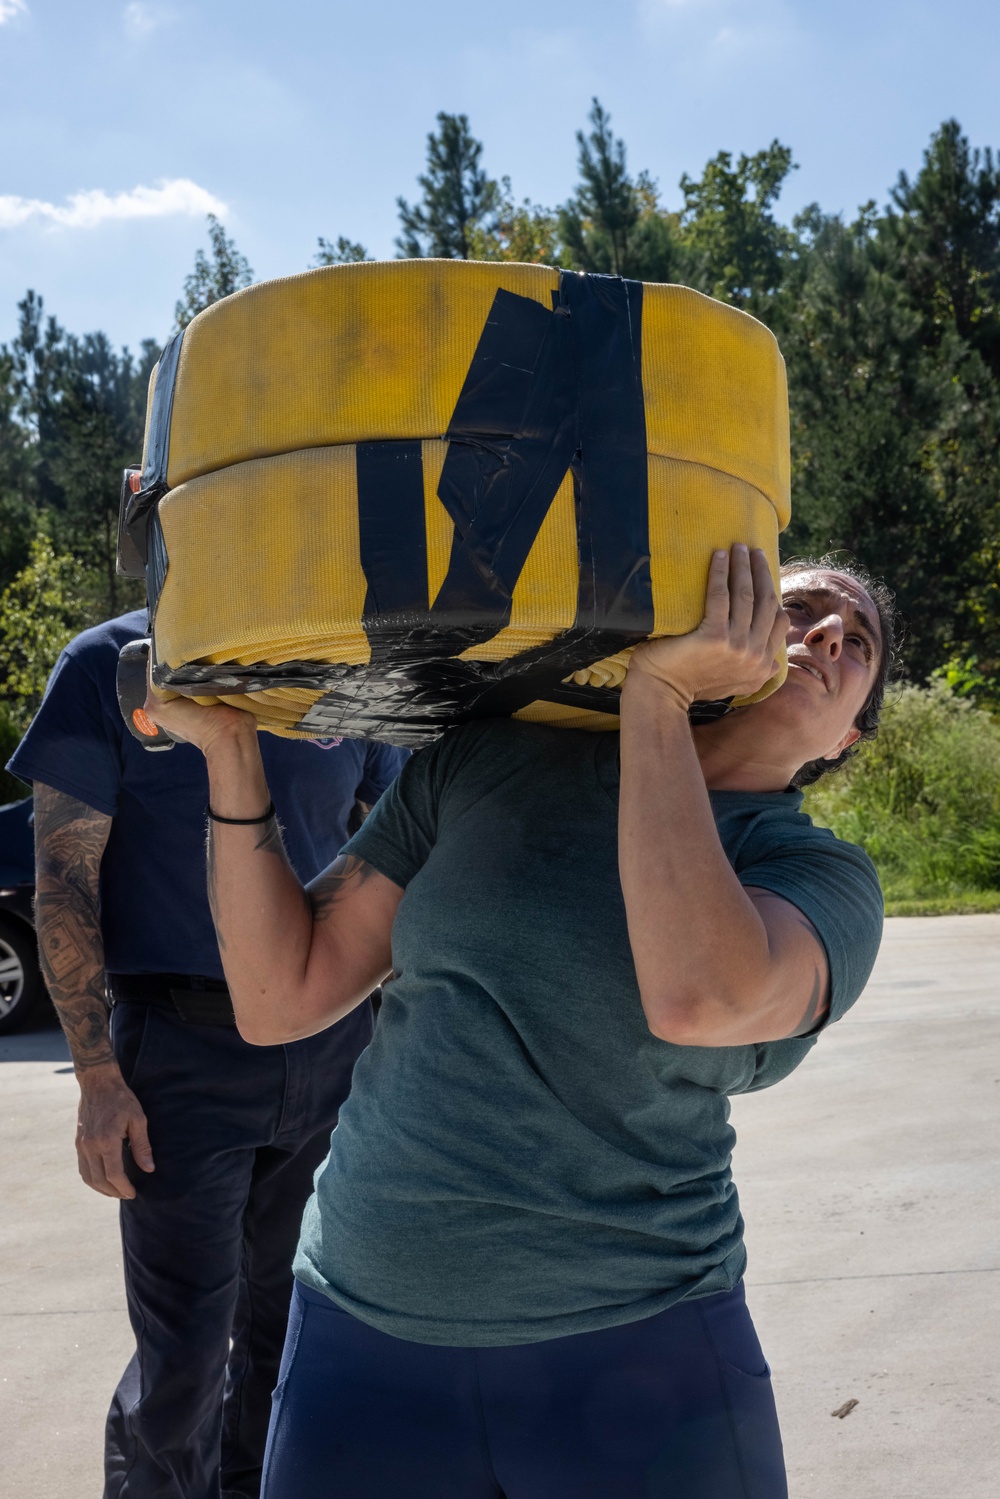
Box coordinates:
[356,441,429,644]
[116,469,146,579]
[564,272,653,639]
[154,650,734,747]
[149,270,734,745]
[145,508,170,622]
[350,270,650,672]
[142,330,184,490]
[430,286,578,652]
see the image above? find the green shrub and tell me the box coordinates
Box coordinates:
[803,680,1000,901]
[0,530,91,729]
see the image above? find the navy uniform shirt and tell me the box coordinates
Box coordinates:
[8,611,408,979]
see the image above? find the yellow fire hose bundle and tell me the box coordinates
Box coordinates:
[119,260,790,745]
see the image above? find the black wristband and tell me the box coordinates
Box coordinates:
[206,800,276,826]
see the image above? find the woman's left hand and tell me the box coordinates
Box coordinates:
[627,545,788,709]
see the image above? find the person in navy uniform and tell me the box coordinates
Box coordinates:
[8,609,407,1499]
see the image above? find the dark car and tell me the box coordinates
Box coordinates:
[0,797,46,1034]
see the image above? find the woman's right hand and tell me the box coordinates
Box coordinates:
[141,683,257,758]
[626,545,786,709]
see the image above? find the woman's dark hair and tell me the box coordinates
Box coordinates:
[779,555,901,789]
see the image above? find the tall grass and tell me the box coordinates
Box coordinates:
[803,681,1000,904]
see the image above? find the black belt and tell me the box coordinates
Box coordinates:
[108,972,237,1027]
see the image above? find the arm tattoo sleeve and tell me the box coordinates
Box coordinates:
[306,855,377,922]
[33,785,114,1070]
[253,815,287,859]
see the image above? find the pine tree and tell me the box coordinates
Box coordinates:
[0,342,36,591]
[4,292,155,619]
[174,215,254,329]
[779,208,997,681]
[888,119,1000,377]
[396,113,500,259]
[558,101,680,281]
[313,236,371,265]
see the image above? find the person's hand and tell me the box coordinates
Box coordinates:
[627,545,788,709]
[75,1061,155,1200]
[141,677,255,758]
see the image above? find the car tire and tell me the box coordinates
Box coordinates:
[0,914,45,1035]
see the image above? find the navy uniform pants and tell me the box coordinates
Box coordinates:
[262,1279,788,1499]
[105,993,372,1499]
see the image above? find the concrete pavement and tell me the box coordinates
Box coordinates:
[1,915,998,1498]
[731,913,1000,1498]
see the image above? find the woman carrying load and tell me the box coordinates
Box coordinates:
[144,544,894,1499]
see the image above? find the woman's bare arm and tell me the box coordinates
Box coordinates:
[618,675,828,1045]
[618,546,828,1046]
[147,702,402,1044]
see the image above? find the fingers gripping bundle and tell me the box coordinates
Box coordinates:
[120,261,791,746]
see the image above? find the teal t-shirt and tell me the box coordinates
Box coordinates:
[294,720,883,1346]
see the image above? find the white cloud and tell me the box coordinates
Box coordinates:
[124,2,174,38]
[0,178,227,231]
[0,0,28,26]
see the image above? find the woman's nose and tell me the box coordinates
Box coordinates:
[804,614,844,655]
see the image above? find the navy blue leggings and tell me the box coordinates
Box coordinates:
[261,1281,787,1498]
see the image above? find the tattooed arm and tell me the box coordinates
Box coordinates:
[33,784,155,1199]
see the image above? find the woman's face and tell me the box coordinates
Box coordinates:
[767,568,883,763]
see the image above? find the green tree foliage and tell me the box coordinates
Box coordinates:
[558,100,680,281]
[932,653,1000,712]
[0,341,36,591]
[776,211,990,679]
[887,120,1000,376]
[467,179,559,264]
[174,214,254,330]
[396,113,500,259]
[805,682,1000,902]
[314,236,371,265]
[677,141,798,309]
[2,106,999,811]
[2,292,155,619]
[776,139,1000,681]
[0,530,92,728]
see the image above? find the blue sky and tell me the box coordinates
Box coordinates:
[1,0,998,351]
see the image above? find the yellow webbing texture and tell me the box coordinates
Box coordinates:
[641,286,790,529]
[156,446,370,670]
[166,262,560,487]
[149,262,791,734]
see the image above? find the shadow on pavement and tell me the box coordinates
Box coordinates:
[0,1009,71,1065]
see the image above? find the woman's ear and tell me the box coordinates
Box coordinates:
[822,724,861,761]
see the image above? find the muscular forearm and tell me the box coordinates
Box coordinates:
[33,788,115,1071]
[203,729,336,1041]
[618,672,772,1043]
